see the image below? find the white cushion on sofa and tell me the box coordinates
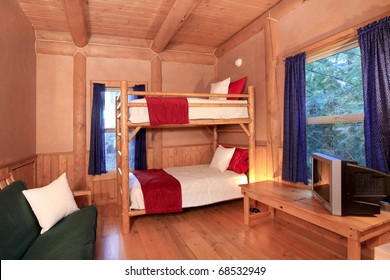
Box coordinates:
[22,173,79,234]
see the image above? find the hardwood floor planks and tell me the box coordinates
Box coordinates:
[94,199,348,260]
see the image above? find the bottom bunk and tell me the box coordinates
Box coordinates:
[129,164,247,212]
[120,145,251,232]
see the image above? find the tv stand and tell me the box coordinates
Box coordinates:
[240,180,390,260]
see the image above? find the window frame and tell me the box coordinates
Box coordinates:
[305,40,365,177]
[305,40,364,126]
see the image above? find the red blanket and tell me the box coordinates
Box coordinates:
[145,97,189,126]
[132,169,182,214]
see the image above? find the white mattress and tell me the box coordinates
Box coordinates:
[129,98,249,124]
[129,164,247,210]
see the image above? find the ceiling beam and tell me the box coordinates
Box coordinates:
[151,0,201,53]
[62,0,88,48]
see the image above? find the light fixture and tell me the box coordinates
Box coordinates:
[235,58,242,67]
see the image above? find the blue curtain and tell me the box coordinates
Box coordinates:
[282,52,308,184]
[88,83,107,175]
[133,84,147,170]
[358,16,390,174]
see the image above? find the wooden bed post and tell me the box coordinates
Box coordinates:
[120,81,130,234]
[213,126,218,151]
[248,86,256,183]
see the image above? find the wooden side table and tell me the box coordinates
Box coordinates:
[240,180,390,260]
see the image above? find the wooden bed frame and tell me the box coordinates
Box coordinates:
[116,80,255,234]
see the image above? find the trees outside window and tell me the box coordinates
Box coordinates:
[306,44,365,178]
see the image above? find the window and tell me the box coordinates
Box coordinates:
[103,87,136,171]
[305,42,365,177]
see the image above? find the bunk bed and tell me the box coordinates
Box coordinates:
[116,80,255,234]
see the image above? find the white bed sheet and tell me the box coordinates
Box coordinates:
[128,98,249,124]
[129,164,247,210]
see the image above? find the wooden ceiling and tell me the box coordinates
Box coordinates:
[16,0,281,55]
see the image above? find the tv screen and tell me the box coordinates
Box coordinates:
[312,153,388,216]
[312,157,331,204]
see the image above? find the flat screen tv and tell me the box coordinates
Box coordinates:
[311,153,390,216]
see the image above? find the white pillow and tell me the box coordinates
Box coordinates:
[210,77,230,100]
[22,173,79,234]
[210,145,236,172]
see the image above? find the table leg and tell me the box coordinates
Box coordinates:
[243,194,250,225]
[347,238,361,260]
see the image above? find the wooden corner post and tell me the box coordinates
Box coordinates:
[248,85,256,183]
[120,81,130,234]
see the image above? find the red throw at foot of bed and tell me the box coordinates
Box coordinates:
[132,169,182,214]
[145,97,189,126]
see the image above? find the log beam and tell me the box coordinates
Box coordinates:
[264,18,281,180]
[73,51,87,190]
[62,0,89,48]
[151,0,201,53]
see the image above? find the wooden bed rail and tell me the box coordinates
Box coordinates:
[116,81,255,234]
[126,91,250,99]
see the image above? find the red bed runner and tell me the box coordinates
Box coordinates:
[132,169,182,214]
[145,97,189,126]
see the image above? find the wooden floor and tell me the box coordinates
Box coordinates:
[93,199,350,260]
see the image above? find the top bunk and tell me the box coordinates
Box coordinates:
[117,80,255,129]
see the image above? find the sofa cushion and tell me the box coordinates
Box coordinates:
[22,173,79,234]
[0,181,41,260]
[22,205,98,260]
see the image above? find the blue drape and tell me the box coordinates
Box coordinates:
[133,84,147,170]
[358,16,390,174]
[88,83,107,175]
[282,52,308,184]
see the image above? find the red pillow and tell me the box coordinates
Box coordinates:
[227,148,249,174]
[227,77,247,100]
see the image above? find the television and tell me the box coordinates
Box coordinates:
[311,153,390,216]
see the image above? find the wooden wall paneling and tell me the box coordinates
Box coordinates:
[255,146,267,181]
[92,178,117,205]
[36,155,43,187]
[4,156,37,189]
[50,154,59,181]
[58,154,68,175]
[36,153,75,188]
[66,153,75,189]
[42,155,51,186]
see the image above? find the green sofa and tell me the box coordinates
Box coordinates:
[0,181,98,260]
